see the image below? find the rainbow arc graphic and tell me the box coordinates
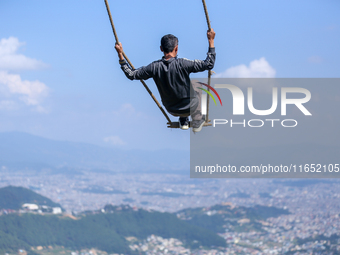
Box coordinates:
[197,82,222,106]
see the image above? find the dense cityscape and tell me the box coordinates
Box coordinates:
[0,167,339,254]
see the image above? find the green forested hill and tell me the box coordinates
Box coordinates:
[0,209,226,254]
[178,204,289,233]
[0,186,290,254]
[0,186,62,210]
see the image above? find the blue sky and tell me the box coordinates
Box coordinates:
[0,0,339,150]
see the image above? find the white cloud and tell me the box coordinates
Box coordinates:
[0,37,50,112]
[0,100,17,110]
[113,103,136,116]
[214,57,276,78]
[0,37,48,71]
[103,136,126,146]
[0,71,49,111]
[112,103,148,119]
[308,56,323,64]
[326,25,336,31]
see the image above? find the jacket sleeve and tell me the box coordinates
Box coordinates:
[120,61,154,80]
[183,47,216,73]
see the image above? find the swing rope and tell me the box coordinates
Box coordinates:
[202,0,213,124]
[104,0,213,127]
[104,0,172,124]
[202,0,212,31]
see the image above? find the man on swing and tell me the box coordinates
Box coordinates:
[115,29,216,132]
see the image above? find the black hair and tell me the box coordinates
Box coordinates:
[160,34,178,53]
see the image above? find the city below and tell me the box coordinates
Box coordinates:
[0,167,339,255]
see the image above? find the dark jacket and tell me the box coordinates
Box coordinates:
[120,47,216,114]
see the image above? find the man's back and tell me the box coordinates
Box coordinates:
[120,47,215,113]
[114,29,216,131]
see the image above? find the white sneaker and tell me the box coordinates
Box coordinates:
[192,115,206,133]
[179,117,189,130]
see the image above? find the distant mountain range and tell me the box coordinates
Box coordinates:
[1,131,337,176]
[0,132,188,173]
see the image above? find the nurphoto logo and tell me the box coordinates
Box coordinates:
[208,84,312,128]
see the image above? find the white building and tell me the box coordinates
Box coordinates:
[22,203,39,210]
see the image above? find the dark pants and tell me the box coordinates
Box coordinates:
[168,80,202,121]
